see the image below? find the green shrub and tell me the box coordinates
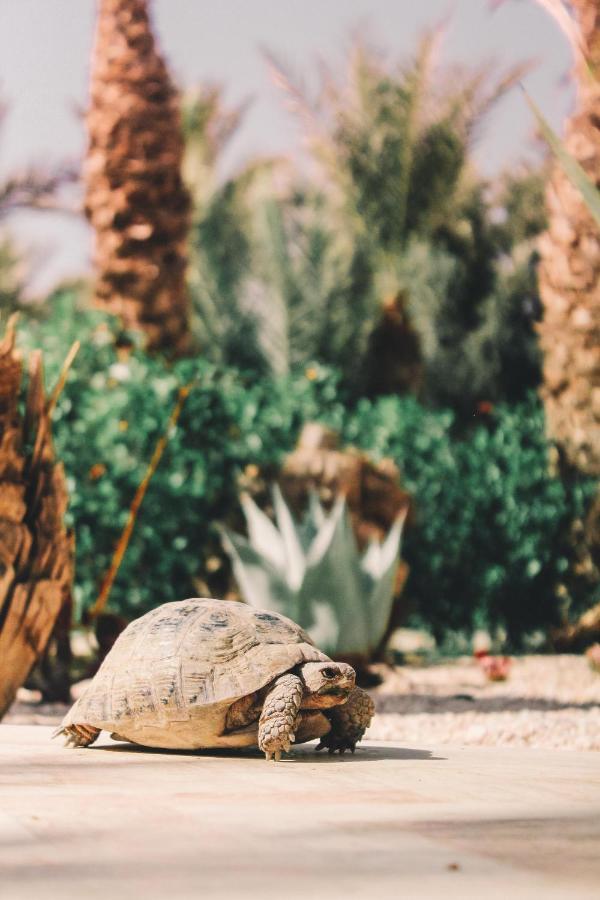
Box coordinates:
[343,396,597,646]
[20,291,346,619]
[23,290,597,645]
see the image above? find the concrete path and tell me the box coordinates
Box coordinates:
[1,725,599,900]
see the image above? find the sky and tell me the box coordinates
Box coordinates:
[0,0,574,295]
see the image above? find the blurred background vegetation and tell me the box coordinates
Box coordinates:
[2,0,599,662]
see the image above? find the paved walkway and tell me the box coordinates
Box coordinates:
[1,725,599,899]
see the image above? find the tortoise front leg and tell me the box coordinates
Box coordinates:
[258,673,303,761]
[317,687,374,754]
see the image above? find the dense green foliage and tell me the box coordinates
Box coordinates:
[22,291,596,647]
[342,396,596,645]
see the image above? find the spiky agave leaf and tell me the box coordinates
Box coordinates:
[295,489,327,554]
[239,492,287,572]
[219,526,296,619]
[361,510,407,648]
[301,497,369,656]
[222,490,405,659]
[272,484,305,591]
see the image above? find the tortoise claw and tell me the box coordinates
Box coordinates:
[265,749,283,762]
[317,738,356,755]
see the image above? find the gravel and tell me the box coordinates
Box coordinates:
[6,654,600,751]
[366,654,600,751]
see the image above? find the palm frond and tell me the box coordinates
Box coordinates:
[262,48,323,136]
[0,166,76,221]
[524,88,600,227]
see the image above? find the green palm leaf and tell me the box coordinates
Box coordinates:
[524,90,600,228]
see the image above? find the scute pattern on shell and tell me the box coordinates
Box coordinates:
[63,599,328,731]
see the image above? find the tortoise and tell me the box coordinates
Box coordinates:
[56,598,375,760]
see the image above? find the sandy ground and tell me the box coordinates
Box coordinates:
[5,654,600,750]
[368,654,600,750]
[4,725,600,900]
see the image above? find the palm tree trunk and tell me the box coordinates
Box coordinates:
[85,0,192,356]
[0,320,74,719]
[537,0,600,476]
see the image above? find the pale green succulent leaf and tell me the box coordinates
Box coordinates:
[304,601,340,652]
[308,490,327,529]
[362,511,406,646]
[524,89,600,228]
[295,490,326,553]
[221,491,403,660]
[304,495,345,569]
[302,499,369,656]
[240,493,286,573]
[220,527,294,615]
[296,517,317,554]
[364,553,400,650]
[361,509,406,579]
[272,484,306,590]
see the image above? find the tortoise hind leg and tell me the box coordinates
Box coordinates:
[316,687,374,754]
[54,724,101,747]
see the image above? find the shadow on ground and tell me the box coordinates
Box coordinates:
[93,741,445,762]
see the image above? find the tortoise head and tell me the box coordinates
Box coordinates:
[297,661,356,708]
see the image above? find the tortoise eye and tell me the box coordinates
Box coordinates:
[322,667,338,679]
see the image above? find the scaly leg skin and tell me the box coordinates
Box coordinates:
[54,724,101,748]
[258,673,303,761]
[317,687,375,755]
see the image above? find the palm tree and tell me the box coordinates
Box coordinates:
[84,0,191,356]
[536,0,600,476]
[266,33,530,400]
[267,33,527,254]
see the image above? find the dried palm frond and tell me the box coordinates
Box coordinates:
[0,319,75,719]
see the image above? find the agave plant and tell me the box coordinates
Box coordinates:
[221,487,406,660]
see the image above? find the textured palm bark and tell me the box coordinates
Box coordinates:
[85,0,191,355]
[316,687,375,754]
[537,0,600,476]
[0,321,74,719]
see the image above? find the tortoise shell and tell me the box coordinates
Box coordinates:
[62,598,329,746]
